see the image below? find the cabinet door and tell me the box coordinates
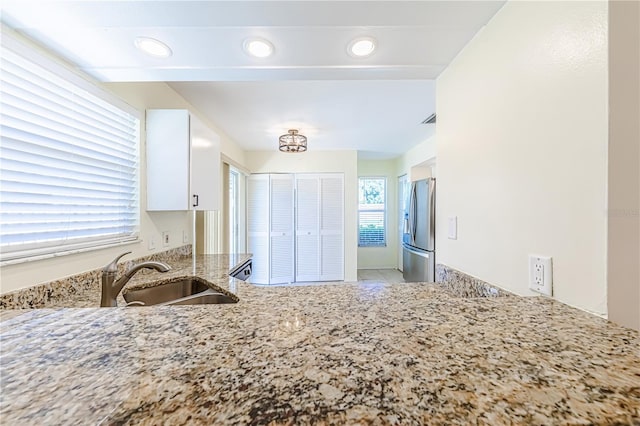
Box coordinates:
[295,175,320,282]
[247,174,270,284]
[146,109,220,211]
[190,114,220,211]
[269,174,294,284]
[320,174,344,281]
[146,109,190,211]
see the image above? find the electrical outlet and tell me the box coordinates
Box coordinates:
[148,235,156,250]
[182,230,188,244]
[162,231,170,247]
[529,255,552,296]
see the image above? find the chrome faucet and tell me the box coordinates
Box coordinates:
[100,251,171,307]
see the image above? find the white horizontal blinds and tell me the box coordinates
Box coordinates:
[0,47,139,259]
[358,211,385,245]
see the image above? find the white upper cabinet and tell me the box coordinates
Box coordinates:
[189,114,221,211]
[146,109,220,211]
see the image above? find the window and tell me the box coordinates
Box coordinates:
[358,177,386,247]
[0,37,140,262]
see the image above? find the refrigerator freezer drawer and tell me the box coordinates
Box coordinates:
[402,246,435,283]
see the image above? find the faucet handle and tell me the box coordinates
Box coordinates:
[103,251,132,274]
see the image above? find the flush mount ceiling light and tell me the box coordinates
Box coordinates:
[134,37,172,58]
[348,37,377,58]
[279,129,307,153]
[243,38,274,58]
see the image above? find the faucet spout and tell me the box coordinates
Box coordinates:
[100,253,171,307]
[112,261,172,300]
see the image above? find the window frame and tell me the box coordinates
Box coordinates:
[358,176,387,247]
[0,29,141,265]
[228,167,240,254]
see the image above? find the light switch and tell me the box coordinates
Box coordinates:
[448,216,457,240]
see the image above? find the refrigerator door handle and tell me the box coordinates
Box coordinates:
[411,183,418,242]
[428,178,436,250]
[407,183,415,244]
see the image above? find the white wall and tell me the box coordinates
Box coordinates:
[106,83,248,258]
[245,150,358,282]
[396,136,436,180]
[435,1,609,315]
[0,78,247,294]
[607,0,640,331]
[357,159,398,269]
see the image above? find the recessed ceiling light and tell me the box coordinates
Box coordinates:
[348,37,377,58]
[134,37,172,58]
[243,38,274,58]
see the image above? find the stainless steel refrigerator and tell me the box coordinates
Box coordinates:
[402,178,435,282]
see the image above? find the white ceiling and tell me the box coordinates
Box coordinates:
[0,1,506,158]
[170,80,436,157]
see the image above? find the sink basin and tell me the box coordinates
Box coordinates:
[168,293,237,305]
[123,277,237,306]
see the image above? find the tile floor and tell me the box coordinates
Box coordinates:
[254,269,405,287]
[357,269,405,284]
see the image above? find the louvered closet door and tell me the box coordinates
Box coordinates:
[247,174,270,284]
[295,175,320,281]
[269,174,294,284]
[320,174,344,281]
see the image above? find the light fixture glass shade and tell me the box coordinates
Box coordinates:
[279,129,307,153]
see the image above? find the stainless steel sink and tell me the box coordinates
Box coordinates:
[168,293,237,305]
[123,277,237,306]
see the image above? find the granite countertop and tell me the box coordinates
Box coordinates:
[1,255,639,425]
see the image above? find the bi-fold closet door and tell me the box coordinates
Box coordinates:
[247,174,294,284]
[248,173,343,285]
[295,174,344,282]
[270,174,295,283]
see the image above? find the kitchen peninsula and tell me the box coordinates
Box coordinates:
[1,254,638,425]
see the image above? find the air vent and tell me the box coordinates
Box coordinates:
[421,113,436,124]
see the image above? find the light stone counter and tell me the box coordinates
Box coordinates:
[1,255,638,425]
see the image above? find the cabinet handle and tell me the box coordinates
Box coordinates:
[193,194,199,207]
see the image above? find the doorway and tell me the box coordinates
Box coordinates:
[397,174,409,271]
[227,165,246,253]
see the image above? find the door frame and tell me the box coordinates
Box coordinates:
[397,174,409,271]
